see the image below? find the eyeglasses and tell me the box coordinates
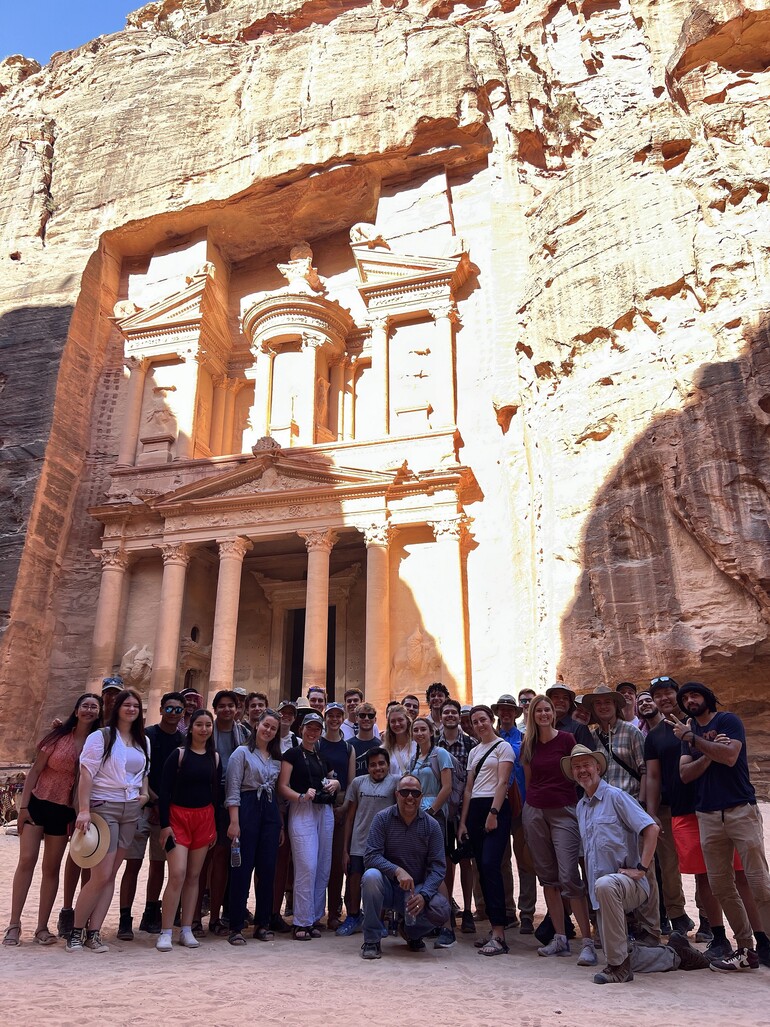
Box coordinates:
[650,677,673,686]
[397,788,422,799]
[358,712,376,720]
[164,706,184,715]
[79,704,101,712]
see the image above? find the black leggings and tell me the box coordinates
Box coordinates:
[467,796,511,928]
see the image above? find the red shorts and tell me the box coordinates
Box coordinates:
[169,804,216,850]
[671,813,743,874]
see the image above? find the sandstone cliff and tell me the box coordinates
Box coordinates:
[1,0,768,782]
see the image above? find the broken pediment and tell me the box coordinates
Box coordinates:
[351,242,473,319]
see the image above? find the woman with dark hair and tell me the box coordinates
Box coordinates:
[67,689,150,953]
[520,695,595,966]
[458,705,514,956]
[3,694,102,946]
[226,709,283,945]
[278,713,340,940]
[155,708,219,951]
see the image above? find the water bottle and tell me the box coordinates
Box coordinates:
[230,838,241,868]
[388,909,398,936]
[404,890,418,927]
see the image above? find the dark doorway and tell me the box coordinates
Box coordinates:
[285,606,336,700]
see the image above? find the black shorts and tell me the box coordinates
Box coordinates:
[28,792,75,837]
[215,804,230,847]
[347,854,365,876]
[446,817,457,858]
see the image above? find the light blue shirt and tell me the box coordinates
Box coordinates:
[577,778,654,910]
[412,746,453,816]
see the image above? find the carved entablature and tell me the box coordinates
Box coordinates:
[352,245,472,319]
[112,265,231,376]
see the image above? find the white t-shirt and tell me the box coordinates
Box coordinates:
[467,738,515,798]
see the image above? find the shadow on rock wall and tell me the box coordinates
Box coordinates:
[560,317,770,709]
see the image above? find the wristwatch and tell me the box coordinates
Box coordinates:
[489,808,499,816]
[636,861,649,873]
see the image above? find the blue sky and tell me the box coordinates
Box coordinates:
[2,2,136,65]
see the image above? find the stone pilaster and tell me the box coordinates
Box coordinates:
[147,543,193,720]
[299,528,339,691]
[428,515,473,704]
[116,356,151,468]
[88,548,131,688]
[361,522,394,713]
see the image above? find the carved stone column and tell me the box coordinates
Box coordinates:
[207,536,253,705]
[343,356,357,440]
[88,548,131,688]
[428,516,473,704]
[361,523,393,712]
[368,315,389,436]
[299,528,338,691]
[209,376,227,456]
[428,303,459,428]
[116,357,150,468]
[147,543,193,720]
[328,356,345,440]
[222,378,244,456]
[251,350,273,441]
[174,348,200,461]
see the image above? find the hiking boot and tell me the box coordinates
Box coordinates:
[84,930,109,953]
[704,936,733,960]
[659,917,672,936]
[460,911,476,934]
[670,914,694,935]
[756,937,770,968]
[361,941,382,959]
[667,930,710,970]
[505,913,520,930]
[434,928,456,949]
[695,917,713,944]
[407,937,426,951]
[335,914,363,937]
[57,907,75,940]
[577,939,598,966]
[594,957,634,984]
[139,902,162,934]
[633,929,660,947]
[534,913,554,945]
[519,915,534,935]
[538,933,570,957]
[65,927,84,953]
[117,913,134,941]
[709,947,760,973]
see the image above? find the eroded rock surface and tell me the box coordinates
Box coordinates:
[1,0,769,783]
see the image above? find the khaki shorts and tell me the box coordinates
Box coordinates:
[126,807,166,862]
[91,799,142,853]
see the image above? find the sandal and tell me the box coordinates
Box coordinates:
[254,927,274,941]
[3,925,21,946]
[191,920,206,939]
[310,921,323,938]
[34,927,57,946]
[474,930,493,948]
[293,926,313,941]
[478,936,509,956]
[227,931,247,946]
[209,919,230,937]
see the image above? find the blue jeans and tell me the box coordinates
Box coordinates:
[229,790,282,932]
[361,868,450,943]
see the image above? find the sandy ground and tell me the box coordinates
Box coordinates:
[1,808,768,1027]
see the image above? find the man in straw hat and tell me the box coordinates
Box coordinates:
[582,685,646,801]
[545,683,596,751]
[562,744,710,984]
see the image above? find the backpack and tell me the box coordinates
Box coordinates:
[413,745,466,820]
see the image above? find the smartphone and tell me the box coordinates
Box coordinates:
[165,835,176,853]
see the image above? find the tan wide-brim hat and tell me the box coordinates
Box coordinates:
[69,812,111,869]
[581,684,626,715]
[561,743,608,781]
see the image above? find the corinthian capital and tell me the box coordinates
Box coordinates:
[217,536,253,561]
[367,315,390,333]
[428,303,459,324]
[428,515,474,547]
[95,547,131,571]
[298,528,339,554]
[359,522,395,548]
[155,542,193,567]
[125,355,150,375]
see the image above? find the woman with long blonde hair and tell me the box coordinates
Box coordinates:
[521,694,595,967]
[382,704,416,777]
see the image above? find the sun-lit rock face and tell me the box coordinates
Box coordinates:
[1,0,769,786]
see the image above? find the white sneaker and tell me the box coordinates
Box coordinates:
[155,932,173,952]
[179,930,200,948]
[537,933,570,957]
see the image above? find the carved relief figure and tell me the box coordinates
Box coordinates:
[119,644,154,690]
[390,626,442,693]
[277,242,326,295]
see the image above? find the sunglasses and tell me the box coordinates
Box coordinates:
[519,698,533,705]
[650,676,674,686]
[358,712,376,720]
[164,706,184,715]
[397,788,422,799]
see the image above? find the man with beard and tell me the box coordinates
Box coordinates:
[545,684,596,751]
[676,681,770,973]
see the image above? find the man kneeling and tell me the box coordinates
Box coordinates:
[360,774,450,959]
[562,745,710,984]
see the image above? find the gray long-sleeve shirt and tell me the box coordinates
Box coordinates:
[364,805,446,902]
[224,746,281,807]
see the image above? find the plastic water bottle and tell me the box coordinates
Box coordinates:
[230,839,241,868]
[404,890,417,927]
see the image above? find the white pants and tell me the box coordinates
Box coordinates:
[288,801,334,928]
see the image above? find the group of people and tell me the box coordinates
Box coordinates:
[4,673,770,984]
